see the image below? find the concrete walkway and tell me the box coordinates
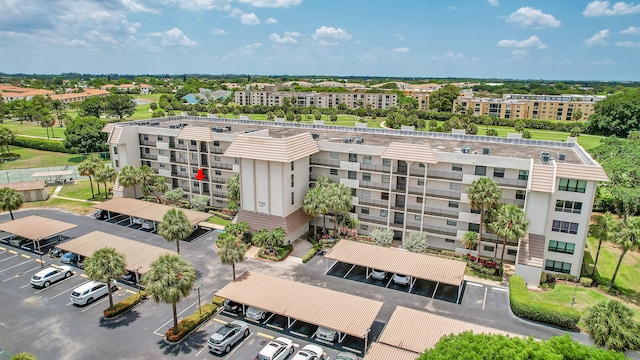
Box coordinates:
[49,185,101,204]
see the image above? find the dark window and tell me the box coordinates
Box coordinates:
[516,190,526,200]
[448,201,459,208]
[330,169,338,175]
[452,164,463,172]
[548,240,575,254]
[213,141,220,146]
[215,170,222,176]
[468,223,480,232]
[381,192,389,200]
[507,249,517,256]
[362,172,371,181]
[445,239,456,244]
[484,245,494,252]
[551,220,579,234]
[291,174,294,188]
[447,220,457,226]
[361,207,369,215]
[558,178,587,193]
[475,166,486,176]
[113,146,118,155]
[555,200,582,214]
[471,208,481,214]
[291,192,294,205]
[518,170,529,181]
[348,171,357,180]
[545,260,571,274]
[493,168,505,178]
[291,161,294,171]
[349,153,357,162]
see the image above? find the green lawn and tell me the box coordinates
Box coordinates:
[2,120,65,139]
[58,179,113,202]
[21,196,96,214]
[0,146,91,169]
[206,215,231,227]
[583,236,640,301]
[133,94,163,102]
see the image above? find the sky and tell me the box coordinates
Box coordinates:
[1,0,640,81]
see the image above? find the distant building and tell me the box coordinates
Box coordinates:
[3,181,48,202]
[139,84,154,94]
[182,94,199,104]
[235,91,397,109]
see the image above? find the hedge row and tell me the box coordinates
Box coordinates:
[103,291,148,318]
[302,235,321,264]
[12,136,70,153]
[166,302,218,342]
[509,275,580,328]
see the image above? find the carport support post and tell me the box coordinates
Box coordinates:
[432,282,440,298]
[135,267,142,295]
[36,237,43,267]
[194,284,203,315]
[457,284,462,304]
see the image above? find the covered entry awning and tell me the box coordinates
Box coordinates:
[0,215,77,241]
[57,231,176,274]
[216,271,383,341]
[93,198,211,226]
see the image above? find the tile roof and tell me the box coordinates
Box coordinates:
[93,198,211,225]
[224,132,319,162]
[363,343,418,360]
[518,233,545,268]
[382,142,438,164]
[177,125,216,142]
[0,215,77,240]
[236,208,312,235]
[530,164,555,193]
[2,181,46,191]
[555,163,609,182]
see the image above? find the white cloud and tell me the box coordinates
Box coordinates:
[583,1,640,16]
[392,47,409,53]
[86,30,118,44]
[237,0,302,7]
[284,31,300,37]
[211,28,227,35]
[396,33,404,41]
[590,59,613,64]
[621,26,640,34]
[240,13,260,25]
[432,51,464,61]
[487,0,499,6]
[312,26,353,44]
[585,29,610,46]
[506,7,561,29]
[270,32,298,44]
[121,0,159,13]
[265,18,278,24]
[240,42,262,53]
[497,35,548,49]
[615,40,640,47]
[149,27,197,46]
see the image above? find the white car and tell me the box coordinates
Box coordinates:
[393,274,410,286]
[70,280,116,306]
[132,217,144,225]
[335,352,360,360]
[141,220,154,230]
[245,306,267,321]
[292,344,325,360]
[256,337,294,360]
[370,269,387,280]
[315,326,337,342]
[30,266,73,288]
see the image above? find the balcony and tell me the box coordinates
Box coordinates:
[494,177,528,189]
[427,170,463,181]
[211,162,233,170]
[407,187,461,200]
[406,204,459,219]
[140,153,157,161]
[394,167,408,174]
[210,191,228,198]
[358,214,388,226]
[310,158,340,168]
[201,159,208,167]
[392,183,406,192]
[360,163,391,173]
[210,147,225,154]
[170,143,187,150]
[211,177,226,184]
[501,198,525,207]
[192,174,208,181]
[405,222,457,237]
[178,185,190,192]
[310,175,340,183]
[170,157,188,165]
[171,171,189,178]
[359,180,388,191]
[139,140,157,147]
[189,145,197,151]
[359,198,389,208]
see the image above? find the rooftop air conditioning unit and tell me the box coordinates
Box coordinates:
[482,147,490,155]
[541,151,550,163]
[557,153,566,162]
[461,147,471,154]
[355,138,364,144]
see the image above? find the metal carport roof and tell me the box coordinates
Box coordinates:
[215,271,383,339]
[362,343,419,360]
[324,240,466,287]
[93,198,211,226]
[56,231,176,274]
[0,216,77,240]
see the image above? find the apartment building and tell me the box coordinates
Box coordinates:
[103,116,607,286]
[234,91,397,109]
[453,94,604,121]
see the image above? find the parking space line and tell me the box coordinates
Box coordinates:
[20,254,30,259]
[482,287,488,310]
[2,266,42,282]
[0,255,18,263]
[125,289,136,295]
[466,282,483,287]
[8,250,17,254]
[212,318,227,325]
[152,287,219,336]
[0,250,6,255]
[0,259,34,273]
[491,287,508,292]
[0,246,6,251]
[34,259,44,264]
[46,280,92,299]
[257,332,274,340]
[80,274,89,278]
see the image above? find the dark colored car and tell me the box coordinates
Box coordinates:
[48,247,65,258]
[224,299,241,313]
[94,210,108,220]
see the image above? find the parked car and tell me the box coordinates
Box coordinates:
[48,247,65,258]
[370,269,387,280]
[335,352,360,360]
[30,265,73,288]
[245,306,267,321]
[9,237,30,247]
[141,220,154,230]
[94,209,108,220]
[61,252,78,264]
[292,344,325,360]
[70,280,116,306]
[132,217,144,225]
[256,337,294,360]
[315,326,337,342]
[224,299,241,313]
[207,320,250,354]
[77,256,85,269]
[393,274,410,286]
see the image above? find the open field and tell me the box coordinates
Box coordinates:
[1,120,65,139]
[206,215,231,227]
[58,179,113,202]
[0,146,90,170]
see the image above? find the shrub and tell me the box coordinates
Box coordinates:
[165,303,217,342]
[370,228,393,247]
[212,296,226,307]
[12,136,69,153]
[258,245,293,261]
[555,273,577,282]
[509,275,580,328]
[580,277,593,287]
[486,128,499,136]
[103,291,148,318]
[302,247,320,263]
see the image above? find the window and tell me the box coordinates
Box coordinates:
[362,173,371,181]
[144,148,150,154]
[348,171,357,180]
[418,163,425,168]
[192,182,199,187]
[447,220,457,227]
[507,249,517,256]
[471,208,481,214]
[178,139,184,145]
[360,225,368,231]
[216,184,222,189]
[115,160,119,167]
[291,192,295,205]
[190,140,196,146]
[558,178,587,193]
[484,245,495,252]
[548,240,576,254]
[382,175,390,183]
[361,207,369,215]
[380,210,388,217]
[191,153,197,160]
[179,152,185,159]
[158,149,165,155]
[519,170,529,181]
[159,163,165,168]
[448,201,459,208]
[555,200,582,214]
[214,156,221,161]
[452,164,463,171]
[363,155,372,164]
[330,152,339,159]
[143,134,149,141]
[416,197,423,203]
[291,174,294,188]
[552,220,579,234]
[213,141,220,147]
[381,192,389,200]
[450,183,460,190]
[113,146,118,155]
[157,136,163,141]
[475,166,487,176]
[468,223,480,232]
[493,168,505,178]
[291,161,294,171]
[445,239,456,244]
[361,190,370,198]
[417,179,424,186]
[516,190,526,200]
[235,158,240,164]
[351,188,357,196]
[180,167,186,172]
[215,170,222,176]
[349,154,357,162]
[330,169,338,175]
[545,260,572,274]
[383,159,391,166]
[415,215,421,221]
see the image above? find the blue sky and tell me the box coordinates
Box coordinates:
[1,0,640,80]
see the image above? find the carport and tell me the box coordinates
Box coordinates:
[324,240,467,303]
[0,215,77,262]
[216,271,383,351]
[93,198,211,230]
[31,170,74,183]
[56,231,177,275]
[362,343,418,360]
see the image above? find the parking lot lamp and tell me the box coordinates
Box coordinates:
[195,284,203,315]
[135,267,142,295]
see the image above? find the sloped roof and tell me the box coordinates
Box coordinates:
[381,142,438,164]
[224,132,319,162]
[530,164,555,193]
[0,216,77,240]
[236,208,312,234]
[363,343,418,360]
[177,125,216,142]
[3,181,46,191]
[109,126,123,144]
[93,198,210,225]
[555,163,609,182]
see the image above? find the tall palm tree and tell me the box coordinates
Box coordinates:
[83,247,126,310]
[303,186,328,237]
[467,178,502,261]
[158,208,193,254]
[143,254,196,336]
[117,165,141,199]
[328,183,352,231]
[609,216,640,291]
[0,187,23,220]
[225,174,240,203]
[138,165,156,189]
[217,236,248,279]
[488,203,529,265]
[78,159,97,199]
[589,212,616,276]
[94,165,117,200]
[154,176,169,199]
[223,222,249,238]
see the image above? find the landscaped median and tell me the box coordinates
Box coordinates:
[103,291,148,318]
[509,275,580,329]
[165,299,219,343]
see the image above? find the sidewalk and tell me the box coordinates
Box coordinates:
[49,185,101,204]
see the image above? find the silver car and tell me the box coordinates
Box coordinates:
[370,269,387,280]
[207,320,249,354]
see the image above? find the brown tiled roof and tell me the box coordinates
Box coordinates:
[324,239,466,286]
[93,198,210,225]
[224,132,319,162]
[102,123,116,133]
[216,271,383,338]
[0,215,77,240]
[518,233,545,268]
[530,164,555,193]
[363,343,418,360]
[109,127,123,144]
[177,125,216,142]
[2,181,46,191]
[382,142,438,164]
[236,208,312,234]
[555,163,609,182]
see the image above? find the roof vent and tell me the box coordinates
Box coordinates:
[482,147,490,155]
[311,133,320,140]
[541,151,550,163]
[225,126,232,132]
[557,153,566,162]
[355,138,364,144]
[461,146,471,154]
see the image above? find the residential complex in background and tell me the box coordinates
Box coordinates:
[0,84,109,103]
[234,91,398,109]
[103,115,608,286]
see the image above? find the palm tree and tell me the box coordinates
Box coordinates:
[94,165,116,200]
[461,231,479,251]
[303,186,328,238]
[50,99,67,127]
[0,187,23,220]
[225,174,240,203]
[158,208,193,254]
[253,227,286,256]
[216,236,248,279]
[328,183,352,231]
[83,247,126,310]
[154,176,169,199]
[78,159,97,199]
[138,165,156,189]
[117,165,141,198]
[589,212,615,276]
[488,203,529,265]
[609,216,640,291]
[223,222,249,238]
[583,299,640,352]
[143,254,196,336]
[467,178,502,261]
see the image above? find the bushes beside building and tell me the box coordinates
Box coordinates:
[509,275,580,328]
